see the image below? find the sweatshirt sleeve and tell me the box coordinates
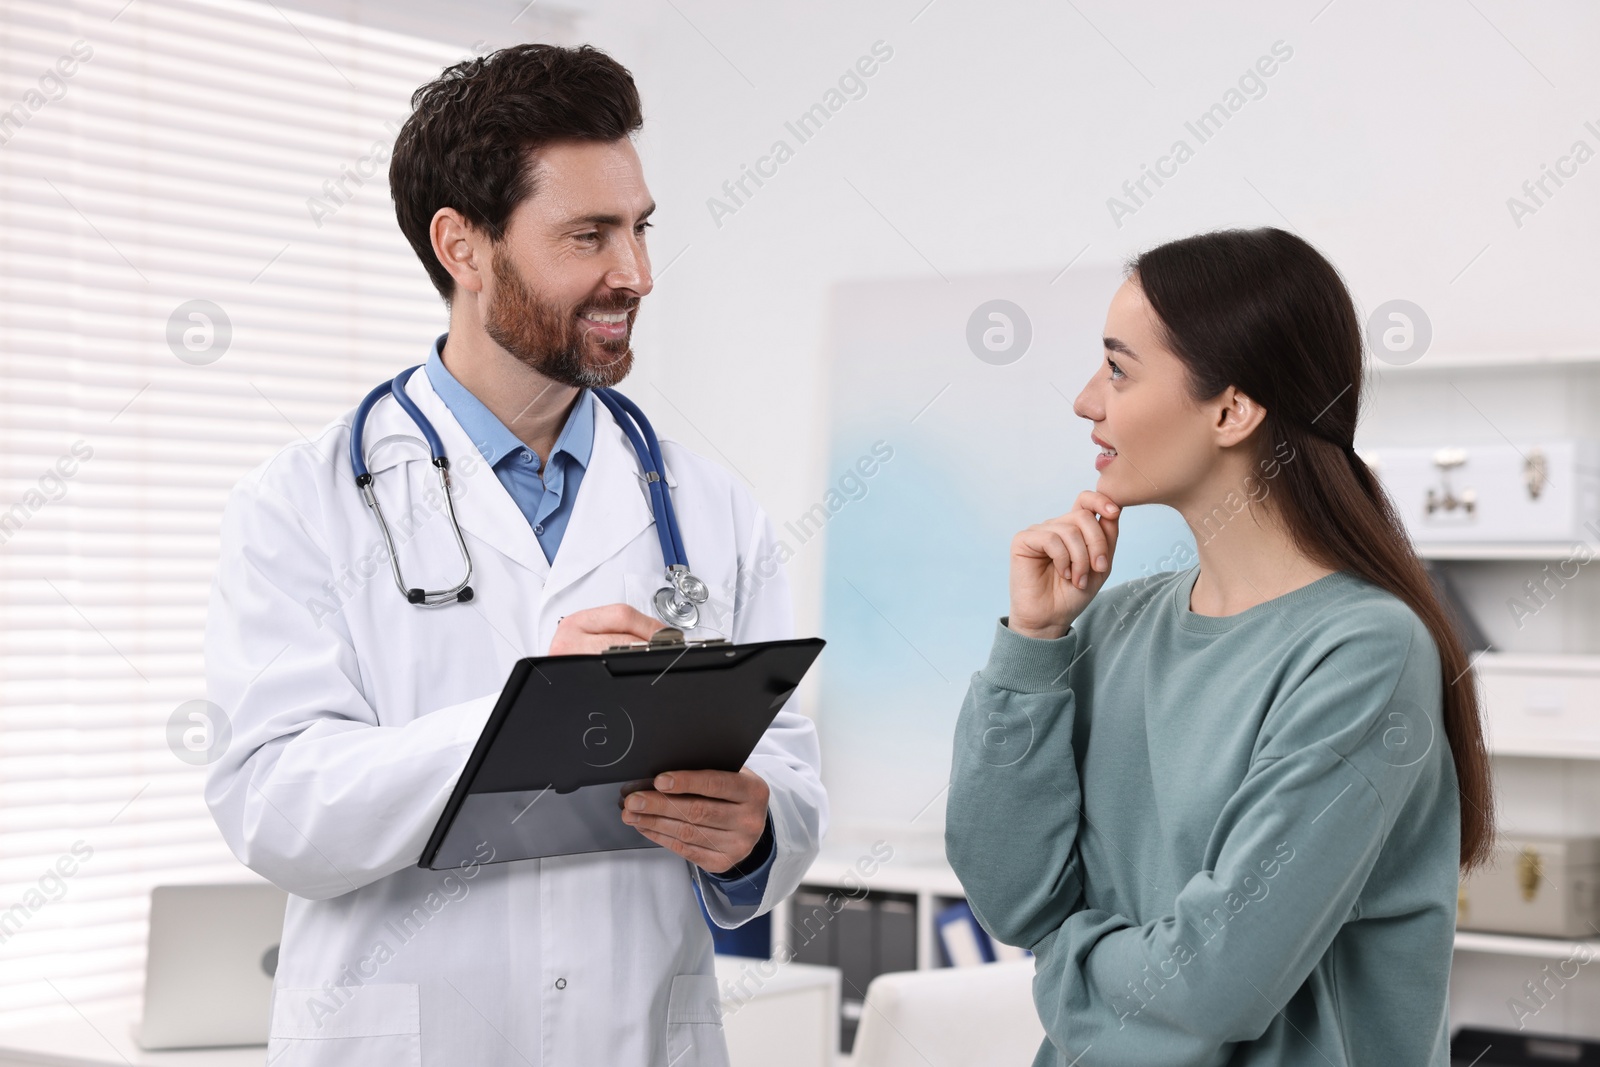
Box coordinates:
[1020,618,1447,1064]
[945,618,1091,951]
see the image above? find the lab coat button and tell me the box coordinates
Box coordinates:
[554,977,567,990]
[534,524,544,535]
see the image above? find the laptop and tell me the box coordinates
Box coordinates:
[135,883,288,1050]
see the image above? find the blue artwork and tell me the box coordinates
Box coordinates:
[815,266,1197,830]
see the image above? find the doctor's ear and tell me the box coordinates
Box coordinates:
[430,207,489,298]
[1212,388,1267,448]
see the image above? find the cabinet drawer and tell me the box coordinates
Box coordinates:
[1476,654,1600,758]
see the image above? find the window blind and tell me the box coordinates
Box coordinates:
[0,0,491,1024]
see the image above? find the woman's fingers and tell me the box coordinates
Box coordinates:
[1073,492,1121,569]
[1007,495,1127,638]
[1077,491,1122,521]
[1014,526,1074,582]
[1066,513,1112,575]
[1039,517,1092,588]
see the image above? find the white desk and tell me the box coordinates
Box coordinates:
[0,957,840,1067]
[0,1011,260,1067]
[716,956,840,1067]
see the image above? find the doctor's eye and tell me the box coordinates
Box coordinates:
[634,220,653,236]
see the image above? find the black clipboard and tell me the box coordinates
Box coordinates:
[418,632,825,870]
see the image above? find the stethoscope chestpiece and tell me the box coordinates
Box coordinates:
[653,564,708,629]
[653,585,699,629]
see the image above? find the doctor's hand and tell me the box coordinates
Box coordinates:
[620,768,771,875]
[548,604,663,656]
[1008,490,1121,640]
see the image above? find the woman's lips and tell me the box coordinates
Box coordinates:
[1092,433,1117,470]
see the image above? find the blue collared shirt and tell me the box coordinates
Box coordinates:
[424,336,774,903]
[425,336,593,563]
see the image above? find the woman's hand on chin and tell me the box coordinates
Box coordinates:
[1007,491,1121,640]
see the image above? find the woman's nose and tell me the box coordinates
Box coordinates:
[1073,375,1101,422]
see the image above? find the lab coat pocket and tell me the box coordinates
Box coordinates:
[665,972,730,1067]
[268,982,421,1067]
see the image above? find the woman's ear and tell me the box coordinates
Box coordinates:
[1212,387,1267,448]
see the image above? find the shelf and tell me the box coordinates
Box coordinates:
[1474,651,1600,673]
[1478,739,1600,764]
[1417,543,1583,561]
[787,852,1600,965]
[800,852,965,899]
[1371,350,1600,375]
[1454,930,1600,959]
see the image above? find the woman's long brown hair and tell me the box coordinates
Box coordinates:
[1131,227,1494,871]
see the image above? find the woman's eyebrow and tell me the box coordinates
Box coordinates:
[1103,336,1142,361]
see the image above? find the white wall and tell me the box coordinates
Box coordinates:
[557,3,1600,1039]
[292,0,1598,656]
[557,0,1600,639]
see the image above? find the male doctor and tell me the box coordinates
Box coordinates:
[204,43,826,1066]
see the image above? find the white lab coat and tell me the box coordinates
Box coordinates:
[203,367,826,1067]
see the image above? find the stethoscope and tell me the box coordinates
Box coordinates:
[348,365,710,628]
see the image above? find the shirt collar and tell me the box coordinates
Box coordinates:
[423,333,595,472]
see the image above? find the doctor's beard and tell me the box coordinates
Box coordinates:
[483,246,636,389]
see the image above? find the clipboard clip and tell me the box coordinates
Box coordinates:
[604,627,732,654]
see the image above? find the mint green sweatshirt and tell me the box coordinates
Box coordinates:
[945,566,1460,1066]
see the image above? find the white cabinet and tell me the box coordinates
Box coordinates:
[1477,653,1600,759]
[1363,440,1600,546]
[1367,351,1600,1042]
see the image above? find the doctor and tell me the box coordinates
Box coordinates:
[204,42,826,1067]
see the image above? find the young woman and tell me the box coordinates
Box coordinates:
[944,228,1493,1066]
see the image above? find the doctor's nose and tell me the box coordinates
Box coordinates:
[605,236,653,297]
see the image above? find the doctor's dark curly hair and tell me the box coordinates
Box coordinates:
[389,43,644,301]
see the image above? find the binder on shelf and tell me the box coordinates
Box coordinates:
[788,889,836,968]
[935,899,994,967]
[790,886,928,1055]
[875,897,918,975]
[835,897,876,1002]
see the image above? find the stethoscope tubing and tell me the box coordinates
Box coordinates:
[349,366,696,618]
[592,387,688,572]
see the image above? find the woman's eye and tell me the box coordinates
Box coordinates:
[1107,358,1125,380]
